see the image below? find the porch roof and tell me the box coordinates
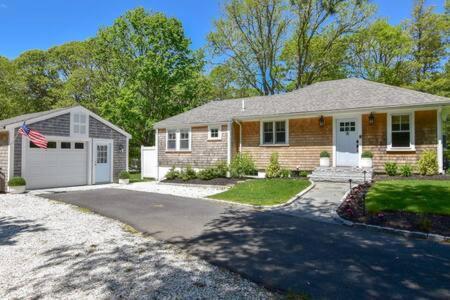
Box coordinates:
[154,78,450,129]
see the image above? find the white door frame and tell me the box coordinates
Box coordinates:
[92,138,114,184]
[332,114,362,168]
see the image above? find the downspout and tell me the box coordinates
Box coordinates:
[437,107,444,174]
[235,120,242,153]
[227,120,232,177]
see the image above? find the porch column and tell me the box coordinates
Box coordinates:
[437,107,444,174]
[227,120,232,177]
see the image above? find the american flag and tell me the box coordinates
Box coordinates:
[18,123,48,149]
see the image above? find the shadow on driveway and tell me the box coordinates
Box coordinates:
[42,188,450,299]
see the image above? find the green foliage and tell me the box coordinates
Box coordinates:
[299,171,309,177]
[320,151,330,158]
[118,171,130,179]
[384,162,398,176]
[229,153,257,178]
[165,166,180,180]
[180,165,197,181]
[361,151,373,158]
[399,164,413,177]
[266,153,281,178]
[197,161,229,180]
[8,177,26,187]
[417,214,432,233]
[266,152,290,178]
[417,150,438,175]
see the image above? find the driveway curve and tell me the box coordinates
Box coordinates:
[42,188,450,299]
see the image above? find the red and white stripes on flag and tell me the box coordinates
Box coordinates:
[18,123,48,149]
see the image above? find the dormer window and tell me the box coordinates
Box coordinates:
[72,112,87,136]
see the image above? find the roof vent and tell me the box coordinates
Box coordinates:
[241,99,245,111]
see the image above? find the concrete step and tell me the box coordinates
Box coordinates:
[309,167,373,183]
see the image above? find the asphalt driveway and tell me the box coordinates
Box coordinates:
[42,188,450,299]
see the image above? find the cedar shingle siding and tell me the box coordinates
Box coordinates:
[14,113,71,176]
[158,125,228,168]
[362,110,437,172]
[240,117,333,171]
[89,117,127,181]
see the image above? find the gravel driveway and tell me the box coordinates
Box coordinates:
[0,193,272,299]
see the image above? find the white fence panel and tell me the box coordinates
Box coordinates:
[141,146,157,179]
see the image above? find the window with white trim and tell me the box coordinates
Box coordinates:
[166,128,191,151]
[167,130,177,150]
[208,126,221,140]
[73,112,87,135]
[179,129,190,150]
[389,113,413,148]
[262,120,287,145]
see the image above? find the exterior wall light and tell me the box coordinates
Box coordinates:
[369,112,375,125]
[319,115,325,127]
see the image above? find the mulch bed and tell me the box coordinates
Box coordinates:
[161,178,243,186]
[374,174,450,181]
[337,182,450,236]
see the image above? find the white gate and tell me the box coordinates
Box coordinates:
[141,146,157,179]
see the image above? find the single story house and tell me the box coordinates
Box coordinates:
[0,105,131,191]
[153,78,450,180]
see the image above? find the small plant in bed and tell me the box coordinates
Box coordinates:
[209,178,311,206]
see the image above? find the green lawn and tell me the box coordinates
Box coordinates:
[129,172,153,183]
[365,180,450,215]
[209,178,311,206]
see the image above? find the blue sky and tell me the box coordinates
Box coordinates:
[0,0,445,59]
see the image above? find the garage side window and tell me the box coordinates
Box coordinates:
[73,112,87,135]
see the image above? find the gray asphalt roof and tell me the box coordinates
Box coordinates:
[154,78,450,128]
[0,106,77,129]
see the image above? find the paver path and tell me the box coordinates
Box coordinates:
[273,182,349,223]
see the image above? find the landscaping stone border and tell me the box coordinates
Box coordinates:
[331,191,450,243]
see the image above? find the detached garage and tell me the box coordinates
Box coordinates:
[0,106,131,190]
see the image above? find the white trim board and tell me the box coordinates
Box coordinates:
[4,106,131,139]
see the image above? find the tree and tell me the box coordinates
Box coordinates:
[13,50,63,113]
[284,0,374,88]
[408,0,447,81]
[0,56,23,119]
[208,0,288,95]
[345,19,414,85]
[94,8,208,148]
[208,63,259,99]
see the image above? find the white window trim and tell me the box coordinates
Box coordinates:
[208,125,222,140]
[71,111,89,137]
[259,119,289,146]
[165,128,192,152]
[387,111,415,151]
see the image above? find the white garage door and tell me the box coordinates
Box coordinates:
[24,140,88,189]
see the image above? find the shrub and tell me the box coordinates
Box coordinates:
[165,166,180,180]
[119,171,130,179]
[320,151,330,158]
[180,165,197,181]
[384,162,398,176]
[8,177,26,186]
[212,161,228,178]
[229,153,257,178]
[266,153,282,178]
[418,150,438,176]
[361,151,373,158]
[197,168,215,180]
[279,169,291,178]
[399,164,413,177]
[299,171,309,177]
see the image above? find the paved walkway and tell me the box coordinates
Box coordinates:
[273,182,349,223]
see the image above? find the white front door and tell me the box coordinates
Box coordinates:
[94,140,112,184]
[336,118,359,167]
